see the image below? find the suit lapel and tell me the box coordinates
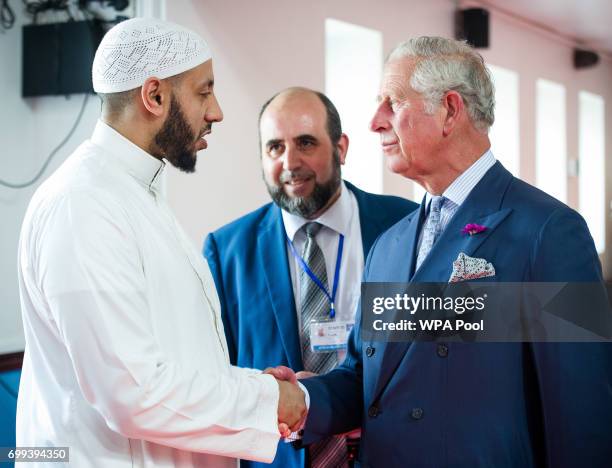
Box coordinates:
[405,200,427,281]
[258,207,303,370]
[371,162,514,403]
[366,205,425,402]
[347,180,426,273]
[348,182,387,257]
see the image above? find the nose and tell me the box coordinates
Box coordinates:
[369,101,390,133]
[207,93,224,123]
[282,145,301,171]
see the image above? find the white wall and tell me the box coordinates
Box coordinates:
[2,0,612,353]
[0,0,154,354]
[0,10,101,353]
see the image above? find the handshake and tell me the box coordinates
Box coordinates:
[264,366,314,438]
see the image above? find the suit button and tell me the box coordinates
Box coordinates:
[411,407,424,420]
[366,346,375,357]
[437,344,449,357]
[368,405,379,418]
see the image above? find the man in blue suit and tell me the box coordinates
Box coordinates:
[291,37,612,467]
[204,88,418,468]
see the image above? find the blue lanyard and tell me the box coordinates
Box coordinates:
[286,230,344,319]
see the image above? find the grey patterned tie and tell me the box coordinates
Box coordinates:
[300,222,336,373]
[416,196,446,270]
[299,222,349,468]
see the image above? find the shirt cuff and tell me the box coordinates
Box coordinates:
[284,381,310,442]
[298,381,310,410]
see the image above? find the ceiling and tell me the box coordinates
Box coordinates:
[472,0,612,56]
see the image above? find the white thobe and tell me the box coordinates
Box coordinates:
[16,120,280,467]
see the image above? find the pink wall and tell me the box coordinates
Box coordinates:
[166,0,612,277]
[478,9,612,276]
[165,0,454,246]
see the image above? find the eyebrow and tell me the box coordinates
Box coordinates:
[265,138,282,148]
[295,134,318,142]
[199,79,214,90]
[264,134,318,147]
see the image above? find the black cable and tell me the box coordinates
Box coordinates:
[0,93,89,189]
[22,0,70,14]
[1,0,15,30]
[22,0,70,24]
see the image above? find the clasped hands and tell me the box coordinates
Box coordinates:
[263,366,313,438]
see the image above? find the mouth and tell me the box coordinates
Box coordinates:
[196,129,212,151]
[284,176,313,189]
[280,175,315,195]
[381,140,399,153]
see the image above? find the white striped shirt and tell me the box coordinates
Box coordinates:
[417,149,497,252]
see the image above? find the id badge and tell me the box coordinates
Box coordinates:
[310,320,354,352]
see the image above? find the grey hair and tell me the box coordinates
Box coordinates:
[387,36,495,132]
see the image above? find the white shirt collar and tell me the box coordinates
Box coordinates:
[282,181,352,241]
[90,120,166,194]
[425,149,496,208]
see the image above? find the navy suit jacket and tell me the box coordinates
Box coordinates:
[300,162,612,468]
[204,181,418,468]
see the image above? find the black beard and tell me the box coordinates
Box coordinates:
[265,149,342,219]
[153,94,199,173]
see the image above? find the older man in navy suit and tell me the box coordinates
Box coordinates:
[204,88,417,468]
[283,38,612,467]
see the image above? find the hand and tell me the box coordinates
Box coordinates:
[278,422,291,438]
[263,366,302,436]
[274,370,315,436]
[276,379,307,437]
[263,365,297,384]
[296,370,317,379]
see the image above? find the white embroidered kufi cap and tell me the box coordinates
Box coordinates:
[92,18,212,93]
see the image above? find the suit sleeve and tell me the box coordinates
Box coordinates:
[529,207,612,468]
[204,233,238,365]
[299,308,364,444]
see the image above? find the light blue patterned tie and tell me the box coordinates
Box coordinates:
[416,196,446,270]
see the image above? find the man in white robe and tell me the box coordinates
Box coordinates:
[16,18,305,467]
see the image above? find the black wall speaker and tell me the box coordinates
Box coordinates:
[22,21,105,97]
[574,49,600,69]
[455,8,490,48]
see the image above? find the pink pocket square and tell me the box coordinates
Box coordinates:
[449,252,496,283]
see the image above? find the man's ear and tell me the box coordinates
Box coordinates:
[336,133,349,165]
[141,77,166,117]
[441,90,464,137]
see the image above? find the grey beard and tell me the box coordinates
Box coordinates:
[265,153,341,219]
